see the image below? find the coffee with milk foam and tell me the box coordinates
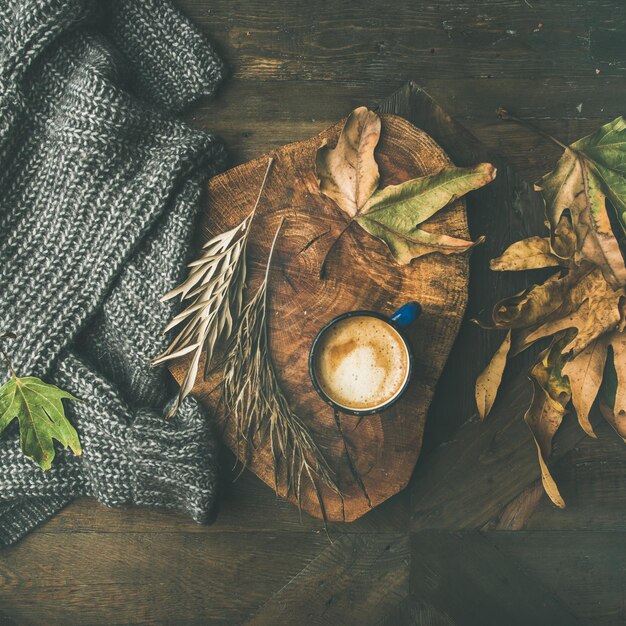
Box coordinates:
[313,315,409,411]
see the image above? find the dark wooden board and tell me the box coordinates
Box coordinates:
[171,111,473,521]
[5,0,626,621]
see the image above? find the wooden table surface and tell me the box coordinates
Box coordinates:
[3,1,626,624]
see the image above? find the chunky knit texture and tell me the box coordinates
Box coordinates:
[0,0,226,546]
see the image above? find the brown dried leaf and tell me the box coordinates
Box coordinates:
[538,152,626,288]
[490,237,561,272]
[316,107,381,218]
[550,212,577,260]
[482,118,626,509]
[475,332,511,419]
[499,265,625,356]
[491,268,585,330]
[562,337,609,438]
[607,331,626,431]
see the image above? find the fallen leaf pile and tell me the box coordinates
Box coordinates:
[316,107,496,267]
[476,117,626,508]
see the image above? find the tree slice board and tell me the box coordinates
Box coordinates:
[170,106,471,522]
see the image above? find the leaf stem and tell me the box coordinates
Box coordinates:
[496,107,570,152]
[262,217,286,310]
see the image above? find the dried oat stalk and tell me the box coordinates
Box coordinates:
[153,158,274,415]
[222,218,340,516]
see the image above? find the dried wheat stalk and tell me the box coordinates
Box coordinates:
[222,218,340,516]
[153,158,274,415]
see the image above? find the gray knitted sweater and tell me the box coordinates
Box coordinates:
[0,0,226,546]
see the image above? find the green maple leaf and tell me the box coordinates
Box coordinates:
[355,164,493,264]
[0,374,81,470]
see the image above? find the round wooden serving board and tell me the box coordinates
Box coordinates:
[171,113,471,522]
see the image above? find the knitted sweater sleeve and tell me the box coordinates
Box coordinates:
[104,0,225,112]
[0,0,226,545]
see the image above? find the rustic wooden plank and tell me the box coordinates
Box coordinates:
[191,76,626,186]
[0,531,328,625]
[411,374,589,530]
[491,531,626,626]
[522,419,626,530]
[590,27,626,65]
[376,598,455,626]
[192,77,626,127]
[410,531,582,626]
[245,533,409,625]
[178,0,626,81]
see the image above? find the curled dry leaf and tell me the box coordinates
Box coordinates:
[153,158,274,416]
[475,331,511,419]
[610,332,626,421]
[490,236,562,272]
[316,107,495,267]
[523,333,572,509]
[518,267,625,357]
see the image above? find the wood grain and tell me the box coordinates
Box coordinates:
[6,0,626,620]
[410,531,583,626]
[171,112,472,521]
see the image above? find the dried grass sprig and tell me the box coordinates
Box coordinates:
[222,218,340,515]
[153,158,274,416]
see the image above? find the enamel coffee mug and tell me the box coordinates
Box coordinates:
[308,302,421,416]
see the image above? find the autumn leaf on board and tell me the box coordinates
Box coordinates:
[0,374,80,470]
[537,117,626,288]
[356,164,494,264]
[316,107,381,218]
[316,107,496,267]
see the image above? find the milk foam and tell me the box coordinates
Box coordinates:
[313,315,408,410]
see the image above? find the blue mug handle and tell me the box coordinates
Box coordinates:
[390,301,421,329]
